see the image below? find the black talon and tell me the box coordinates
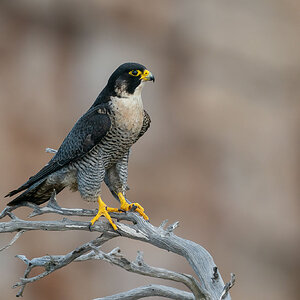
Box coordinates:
[88,223,93,231]
[115,229,122,236]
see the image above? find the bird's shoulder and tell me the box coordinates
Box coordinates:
[22,105,112,188]
[50,104,112,165]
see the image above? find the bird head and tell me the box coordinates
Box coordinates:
[107,62,155,97]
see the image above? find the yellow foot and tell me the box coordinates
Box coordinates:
[117,192,149,221]
[90,196,118,230]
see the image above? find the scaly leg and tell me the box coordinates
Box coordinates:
[90,196,119,230]
[117,192,149,221]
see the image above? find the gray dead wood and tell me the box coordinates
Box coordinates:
[0,192,234,299]
[94,284,195,300]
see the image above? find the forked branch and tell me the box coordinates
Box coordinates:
[0,193,234,299]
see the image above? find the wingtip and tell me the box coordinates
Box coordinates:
[5,189,20,198]
[6,200,16,206]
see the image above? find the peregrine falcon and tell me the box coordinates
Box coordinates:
[5,62,154,230]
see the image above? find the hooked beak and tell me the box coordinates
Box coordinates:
[140,69,155,82]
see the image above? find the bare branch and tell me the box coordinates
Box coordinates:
[13,246,199,299]
[0,230,25,252]
[159,219,168,230]
[166,221,180,234]
[13,234,115,296]
[94,284,195,300]
[86,248,204,298]
[219,273,236,300]
[45,147,57,154]
[0,194,234,299]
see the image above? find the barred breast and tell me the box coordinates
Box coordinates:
[72,93,144,201]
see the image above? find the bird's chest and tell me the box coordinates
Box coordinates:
[111,95,144,134]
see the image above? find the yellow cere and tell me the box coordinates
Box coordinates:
[143,70,150,77]
[140,70,151,81]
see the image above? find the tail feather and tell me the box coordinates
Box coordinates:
[5,182,31,198]
[6,178,64,206]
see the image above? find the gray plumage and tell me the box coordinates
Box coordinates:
[6,62,153,206]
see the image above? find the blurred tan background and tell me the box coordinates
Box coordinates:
[1,1,299,299]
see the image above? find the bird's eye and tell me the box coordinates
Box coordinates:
[129,70,140,76]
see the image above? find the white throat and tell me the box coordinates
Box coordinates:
[111,83,145,132]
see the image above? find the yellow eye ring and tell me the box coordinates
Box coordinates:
[129,70,142,76]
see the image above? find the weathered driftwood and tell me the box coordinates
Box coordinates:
[0,192,234,299]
